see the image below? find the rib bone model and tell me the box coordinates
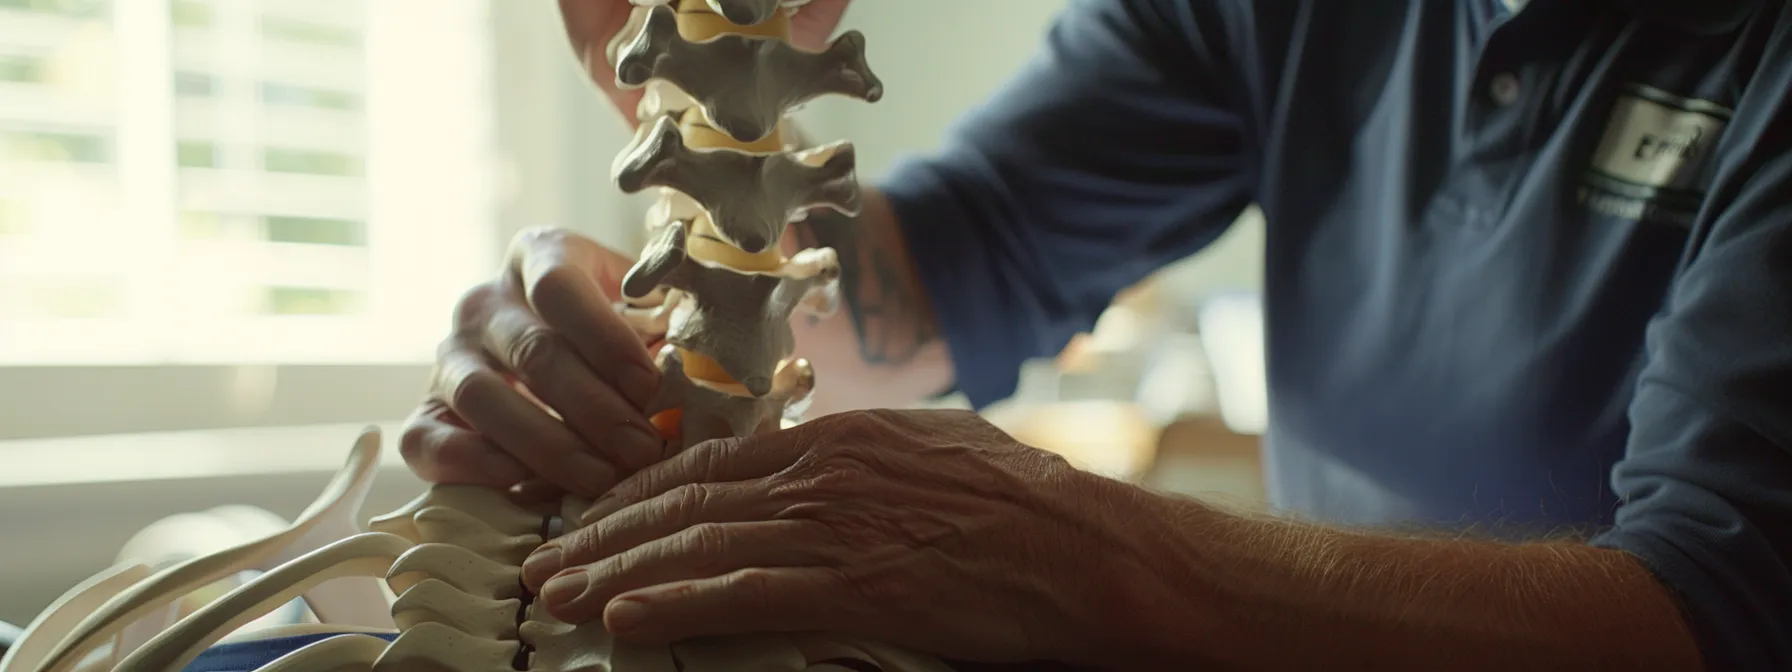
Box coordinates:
[0,3,952,671]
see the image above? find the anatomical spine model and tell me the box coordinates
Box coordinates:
[612,0,881,446]
[0,3,950,672]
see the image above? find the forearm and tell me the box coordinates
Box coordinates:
[1107,494,1705,669]
[786,188,955,415]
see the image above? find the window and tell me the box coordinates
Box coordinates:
[261,147,360,176]
[1,0,498,367]
[261,81,359,111]
[0,1,632,441]
[169,0,208,27]
[260,15,360,48]
[0,0,108,18]
[173,71,215,96]
[265,215,363,246]
[0,53,48,83]
[1,130,110,163]
[175,139,216,167]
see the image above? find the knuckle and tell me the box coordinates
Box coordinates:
[729,567,778,613]
[805,459,870,496]
[507,226,566,262]
[668,483,711,519]
[397,421,432,464]
[450,282,499,330]
[698,438,743,478]
[684,522,730,566]
[558,525,604,564]
[507,325,562,377]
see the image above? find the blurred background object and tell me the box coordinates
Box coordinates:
[0,0,1269,623]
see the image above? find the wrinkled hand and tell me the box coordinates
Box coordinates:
[399,228,669,498]
[558,0,854,123]
[518,409,1154,664]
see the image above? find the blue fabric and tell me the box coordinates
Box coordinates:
[880,0,1792,667]
[183,633,397,672]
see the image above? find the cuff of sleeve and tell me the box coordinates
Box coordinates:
[879,157,1037,410]
[1589,526,1776,670]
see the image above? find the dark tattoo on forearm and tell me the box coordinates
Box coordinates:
[790,209,937,367]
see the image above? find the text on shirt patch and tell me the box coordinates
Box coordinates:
[1579,83,1731,227]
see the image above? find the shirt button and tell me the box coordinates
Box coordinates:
[1489,72,1522,106]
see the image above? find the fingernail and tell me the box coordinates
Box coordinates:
[606,598,647,632]
[480,453,528,483]
[583,493,623,521]
[522,544,562,585]
[616,361,661,411]
[542,570,590,606]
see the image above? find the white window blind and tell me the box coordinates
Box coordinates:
[0,0,497,365]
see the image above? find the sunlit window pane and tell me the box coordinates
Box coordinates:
[261,148,360,176]
[1,130,110,163]
[175,139,216,167]
[265,216,362,246]
[260,82,359,111]
[259,15,359,48]
[173,71,214,97]
[0,53,48,83]
[265,287,360,315]
[0,0,109,19]
[169,0,208,27]
[3,0,497,365]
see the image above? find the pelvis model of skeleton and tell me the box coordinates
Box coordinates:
[0,2,946,671]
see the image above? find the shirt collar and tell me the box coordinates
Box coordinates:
[1609,0,1767,36]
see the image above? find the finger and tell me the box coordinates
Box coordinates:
[602,567,852,643]
[434,340,619,497]
[789,0,851,50]
[522,479,778,589]
[557,0,645,121]
[509,229,663,411]
[398,399,528,487]
[539,520,836,623]
[582,434,806,522]
[481,300,667,475]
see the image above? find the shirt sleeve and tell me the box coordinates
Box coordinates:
[1587,62,1792,669]
[876,0,1257,408]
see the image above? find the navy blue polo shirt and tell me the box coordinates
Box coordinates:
[880,0,1792,666]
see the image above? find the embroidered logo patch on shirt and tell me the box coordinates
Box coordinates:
[1579,83,1730,227]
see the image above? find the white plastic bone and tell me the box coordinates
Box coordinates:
[369,622,514,672]
[520,618,680,672]
[0,563,151,672]
[114,531,413,672]
[410,507,541,567]
[384,543,521,601]
[389,579,519,640]
[29,428,387,672]
[615,5,882,142]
